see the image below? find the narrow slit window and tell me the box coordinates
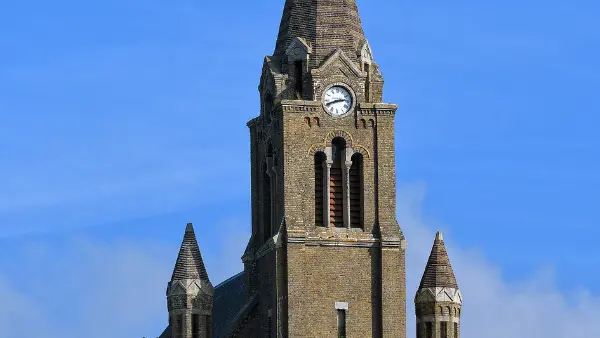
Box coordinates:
[441,321,448,338]
[349,153,363,228]
[262,161,272,242]
[330,138,345,228]
[295,61,303,99]
[264,93,273,124]
[454,322,458,338]
[426,322,433,338]
[192,314,199,338]
[337,309,347,338]
[314,152,325,226]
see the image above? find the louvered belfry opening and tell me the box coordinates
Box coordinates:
[330,138,345,227]
[314,152,325,226]
[262,161,272,243]
[349,153,363,228]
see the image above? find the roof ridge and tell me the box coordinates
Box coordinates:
[215,271,244,289]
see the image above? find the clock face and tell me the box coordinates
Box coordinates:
[323,86,353,116]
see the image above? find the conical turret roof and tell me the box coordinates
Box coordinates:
[171,223,210,282]
[273,0,366,67]
[418,231,459,289]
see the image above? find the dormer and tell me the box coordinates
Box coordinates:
[286,37,312,99]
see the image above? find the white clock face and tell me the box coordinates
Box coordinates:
[323,86,353,116]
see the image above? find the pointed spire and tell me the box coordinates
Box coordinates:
[418,231,459,289]
[273,0,366,67]
[171,223,210,282]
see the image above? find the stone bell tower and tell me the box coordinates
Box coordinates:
[167,223,214,338]
[242,0,407,337]
[415,232,462,338]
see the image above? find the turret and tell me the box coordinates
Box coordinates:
[166,223,213,338]
[415,232,462,338]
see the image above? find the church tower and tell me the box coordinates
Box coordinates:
[243,0,407,337]
[415,232,462,338]
[166,223,214,338]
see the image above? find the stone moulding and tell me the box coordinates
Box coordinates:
[414,287,462,305]
[167,278,214,297]
[416,315,460,324]
[281,100,320,113]
[357,103,397,116]
[306,129,372,159]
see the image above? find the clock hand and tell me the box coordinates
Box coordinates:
[326,99,345,106]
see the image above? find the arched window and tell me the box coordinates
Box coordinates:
[330,138,345,228]
[262,160,272,243]
[349,153,363,228]
[314,152,325,226]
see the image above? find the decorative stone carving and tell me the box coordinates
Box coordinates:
[415,287,462,305]
[358,40,373,65]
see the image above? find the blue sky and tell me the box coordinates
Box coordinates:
[0,0,599,337]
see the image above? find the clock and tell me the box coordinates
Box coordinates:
[323,85,353,116]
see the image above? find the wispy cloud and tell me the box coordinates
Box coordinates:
[0,237,172,338]
[1,183,597,338]
[400,182,600,338]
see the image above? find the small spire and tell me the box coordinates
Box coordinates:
[436,231,443,241]
[418,231,458,289]
[171,223,210,282]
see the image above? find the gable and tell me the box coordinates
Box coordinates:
[311,48,365,78]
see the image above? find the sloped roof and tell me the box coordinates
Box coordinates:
[273,0,366,67]
[171,223,210,282]
[212,272,248,338]
[418,231,459,289]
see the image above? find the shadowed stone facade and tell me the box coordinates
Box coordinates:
[159,1,462,337]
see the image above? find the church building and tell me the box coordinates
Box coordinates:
[159,0,462,337]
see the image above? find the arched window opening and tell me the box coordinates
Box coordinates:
[349,153,363,228]
[314,152,325,226]
[262,161,272,243]
[330,137,346,228]
[441,321,448,338]
[264,93,273,124]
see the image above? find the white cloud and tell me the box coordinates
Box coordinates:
[400,182,600,338]
[0,238,173,338]
[0,183,598,338]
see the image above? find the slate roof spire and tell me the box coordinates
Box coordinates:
[273,0,366,67]
[171,223,210,282]
[418,231,459,289]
